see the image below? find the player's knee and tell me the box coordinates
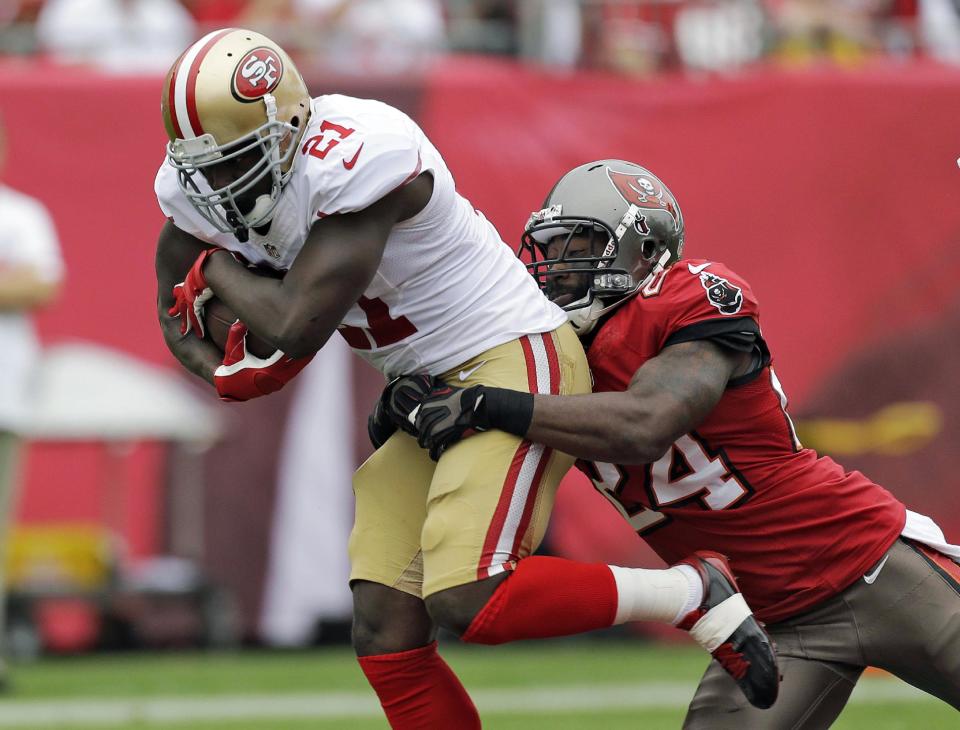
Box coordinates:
[351,581,435,656]
[425,577,504,637]
[352,609,432,656]
[350,613,381,656]
[424,589,477,636]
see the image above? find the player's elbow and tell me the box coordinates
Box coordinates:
[158,310,184,351]
[275,332,318,359]
[274,319,325,359]
[616,427,672,464]
[618,403,675,464]
[639,434,673,463]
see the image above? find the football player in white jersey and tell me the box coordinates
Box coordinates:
[155,29,778,728]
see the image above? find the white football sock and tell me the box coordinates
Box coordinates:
[608,564,704,626]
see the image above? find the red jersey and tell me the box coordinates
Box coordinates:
[582,259,906,623]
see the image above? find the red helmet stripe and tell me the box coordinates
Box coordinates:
[169,28,235,139]
[167,52,185,139]
[185,28,234,137]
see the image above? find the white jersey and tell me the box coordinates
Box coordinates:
[156,94,565,377]
[0,184,64,431]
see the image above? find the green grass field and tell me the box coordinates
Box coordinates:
[0,641,954,729]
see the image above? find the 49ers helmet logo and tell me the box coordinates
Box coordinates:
[232,47,283,102]
[607,169,681,231]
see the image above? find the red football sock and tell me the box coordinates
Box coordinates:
[462,556,618,644]
[357,641,480,730]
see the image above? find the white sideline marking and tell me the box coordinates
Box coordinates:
[0,679,936,726]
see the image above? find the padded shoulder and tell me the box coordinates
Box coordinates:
[301,96,424,218]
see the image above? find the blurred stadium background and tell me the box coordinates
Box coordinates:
[0,0,959,727]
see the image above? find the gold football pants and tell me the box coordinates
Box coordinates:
[349,324,591,598]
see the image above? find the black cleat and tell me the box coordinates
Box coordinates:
[675,551,780,709]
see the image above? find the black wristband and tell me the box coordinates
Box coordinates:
[480,387,535,437]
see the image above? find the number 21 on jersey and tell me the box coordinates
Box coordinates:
[582,433,751,535]
[338,295,418,350]
[302,120,354,160]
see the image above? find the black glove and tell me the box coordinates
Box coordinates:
[367,374,438,449]
[385,377,535,461]
[415,383,489,460]
[367,383,398,449]
[385,374,436,433]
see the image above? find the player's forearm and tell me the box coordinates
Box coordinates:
[525,392,674,464]
[202,254,337,358]
[471,342,734,464]
[158,305,219,385]
[155,224,222,384]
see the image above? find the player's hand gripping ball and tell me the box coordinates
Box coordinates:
[168,247,232,337]
[211,317,315,402]
[203,297,275,359]
[196,269,313,403]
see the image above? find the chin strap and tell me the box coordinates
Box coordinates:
[567,248,676,336]
[567,298,605,336]
[247,194,276,224]
[636,248,673,290]
[263,93,278,120]
[226,210,250,243]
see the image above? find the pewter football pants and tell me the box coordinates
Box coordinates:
[684,538,960,728]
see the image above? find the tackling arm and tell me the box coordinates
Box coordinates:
[404,339,750,463]
[155,220,223,385]
[525,340,746,463]
[201,174,432,359]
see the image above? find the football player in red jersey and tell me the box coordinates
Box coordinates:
[384,160,960,727]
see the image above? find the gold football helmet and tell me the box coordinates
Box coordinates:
[161,28,310,239]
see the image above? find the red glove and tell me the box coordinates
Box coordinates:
[168,248,230,338]
[213,321,315,402]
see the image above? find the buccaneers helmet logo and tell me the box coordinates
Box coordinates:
[699,271,743,315]
[607,169,681,231]
[232,48,284,102]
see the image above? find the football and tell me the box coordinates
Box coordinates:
[204,298,277,359]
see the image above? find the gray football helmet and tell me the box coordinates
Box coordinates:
[520,160,685,335]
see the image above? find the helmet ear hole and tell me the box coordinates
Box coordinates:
[640,239,659,260]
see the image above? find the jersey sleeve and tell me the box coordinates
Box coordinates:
[653,261,764,356]
[154,160,222,243]
[306,125,422,219]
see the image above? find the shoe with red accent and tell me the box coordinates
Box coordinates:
[676,551,779,709]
